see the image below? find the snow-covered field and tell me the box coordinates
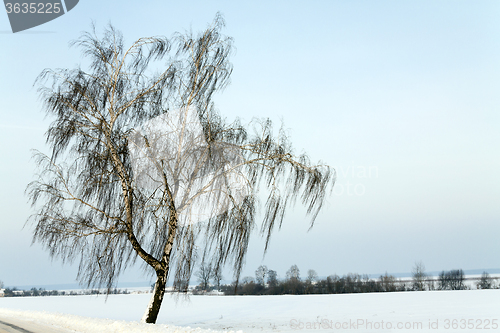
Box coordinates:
[1,290,499,332]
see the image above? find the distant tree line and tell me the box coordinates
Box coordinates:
[192,262,499,296]
[1,263,496,298]
[409,262,497,291]
[1,287,130,297]
[220,265,408,295]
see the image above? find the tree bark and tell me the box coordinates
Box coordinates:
[141,271,167,324]
[141,201,178,324]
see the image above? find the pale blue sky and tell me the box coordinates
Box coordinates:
[1,1,499,287]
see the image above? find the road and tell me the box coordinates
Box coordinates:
[0,318,71,333]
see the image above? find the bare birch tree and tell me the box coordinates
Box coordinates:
[195,261,213,291]
[27,14,335,324]
[411,261,427,291]
[255,265,268,286]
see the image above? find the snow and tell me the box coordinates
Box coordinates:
[1,290,499,332]
[0,308,228,333]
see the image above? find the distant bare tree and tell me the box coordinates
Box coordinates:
[27,14,334,324]
[438,269,465,290]
[285,265,302,294]
[438,271,448,290]
[426,274,435,291]
[255,265,268,286]
[449,269,466,290]
[411,261,427,291]
[212,266,223,291]
[379,273,397,292]
[0,280,4,289]
[267,270,278,288]
[195,262,213,291]
[286,265,301,281]
[304,269,318,294]
[477,271,492,290]
[326,274,339,293]
[306,269,318,283]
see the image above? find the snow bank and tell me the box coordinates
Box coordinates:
[0,308,242,333]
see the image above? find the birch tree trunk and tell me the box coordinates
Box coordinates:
[141,271,167,324]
